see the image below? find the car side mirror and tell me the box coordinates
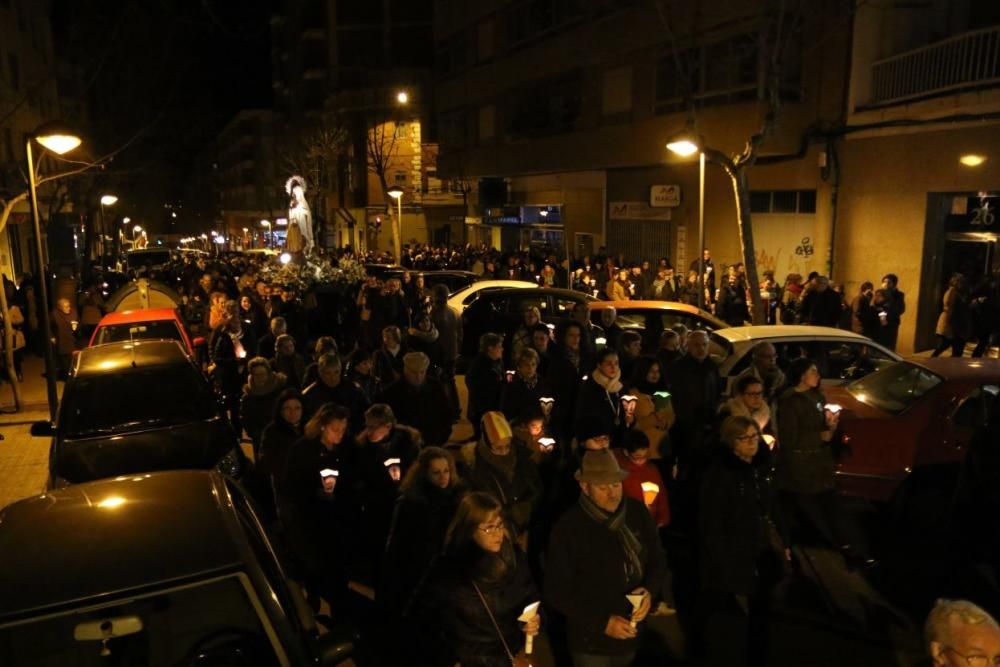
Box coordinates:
[30,421,54,437]
[193,336,206,347]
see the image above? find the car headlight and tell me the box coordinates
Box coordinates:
[217,448,243,478]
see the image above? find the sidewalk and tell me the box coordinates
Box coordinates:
[0,355,58,510]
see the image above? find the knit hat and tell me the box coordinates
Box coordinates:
[403,351,430,372]
[481,411,513,449]
[575,448,629,484]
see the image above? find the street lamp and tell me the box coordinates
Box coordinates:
[396,90,409,104]
[132,225,142,242]
[387,186,404,262]
[666,131,706,311]
[260,220,272,248]
[99,194,118,265]
[27,123,82,420]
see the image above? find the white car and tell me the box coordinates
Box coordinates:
[447,279,539,313]
[710,325,902,394]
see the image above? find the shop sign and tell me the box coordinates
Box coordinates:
[946,196,998,232]
[650,184,681,208]
[483,206,521,225]
[609,201,672,221]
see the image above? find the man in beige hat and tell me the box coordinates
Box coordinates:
[376,351,453,447]
[545,448,667,665]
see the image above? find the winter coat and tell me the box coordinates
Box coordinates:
[615,450,670,528]
[936,286,972,339]
[431,302,462,364]
[258,419,300,482]
[465,353,504,424]
[499,373,550,423]
[667,354,722,468]
[372,344,408,386]
[775,387,834,494]
[716,284,750,326]
[239,373,288,447]
[301,378,370,431]
[631,390,674,459]
[546,346,586,440]
[417,546,537,667]
[573,374,630,445]
[407,326,446,373]
[608,279,630,302]
[377,377,453,447]
[699,448,786,595]
[272,353,307,389]
[50,309,78,354]
[459,440,543,534]
[800,288,843,327]
[545,497,667,657]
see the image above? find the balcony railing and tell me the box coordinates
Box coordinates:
[871,25,1000,106]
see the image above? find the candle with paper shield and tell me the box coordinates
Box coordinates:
[539,396,554,417]
[824,404,842,415]
[538,437,555,452]
[518,601,541,654]
[626,593,645,628]
[621,395,638,417]
[383,457,402,482]
[319,468,338,494]
[640,481,659,507]
[762,434,776,450]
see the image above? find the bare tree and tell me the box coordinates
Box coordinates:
[655,0,806,323]
[367,119,401,257]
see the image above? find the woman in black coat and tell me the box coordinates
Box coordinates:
[698,415,788,666]
[465,333,505,440]
[257,389,303,520]
[499,347,551,422]
[546,320,589,442]
[573,348,634,446]
[413,492,540,667]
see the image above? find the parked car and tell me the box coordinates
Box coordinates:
[385,269,482,294]
[711,325,901,394]
[32,340,244,488]
[460,287,596,358]
[828,358,1000,510]
[0,470,356,665]
[588,300,727,350]
[89,307,202,357]
[447,279,539,314]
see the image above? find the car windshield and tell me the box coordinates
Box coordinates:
[61,365,217,438]
[94,321,184,347]
[0,575,282,666]
[846,361,943,415]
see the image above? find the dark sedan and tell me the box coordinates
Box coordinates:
[828,357,1000,515]
[0,471,354,665]
[460,286,596,358]
[32,339,244,487]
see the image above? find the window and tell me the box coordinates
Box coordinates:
[508,295,549,314]
[94,321,184,347]
[601,66,633,116]
[749,190,817,214]
[505,72,582,139]
[824,342,897,380]
[555,297,580,314]
[394,171,407,184]
[7,53,19,91]
[847,362,942,415]
[394,122,407,138]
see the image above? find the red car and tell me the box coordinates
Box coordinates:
[89,308,203,357]
[827,357,1000,505]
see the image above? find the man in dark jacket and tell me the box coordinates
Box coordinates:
[430,284,462,419]
[465,333,505,441]
[799,276,843,327]
[545,448,667,665]
[302,353,370,431]
[377,351,454,447]
[667,330,721,475]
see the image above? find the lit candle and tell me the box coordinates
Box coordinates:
[640,481,659,506]
[762,434,776,450]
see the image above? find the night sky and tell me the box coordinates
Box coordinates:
[50,0,272,229]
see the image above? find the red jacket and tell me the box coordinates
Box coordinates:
[615,449,670,527]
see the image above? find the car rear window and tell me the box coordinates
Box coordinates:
[94,321,184,347]
[847,361,942,415]
[61,365,217,438]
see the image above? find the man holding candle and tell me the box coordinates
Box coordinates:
[546,448,667,666]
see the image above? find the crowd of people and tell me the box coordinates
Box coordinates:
[0,242,997,666]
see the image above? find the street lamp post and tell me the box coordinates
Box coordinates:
[132,225,142,243]
[387,186,403,263]
[261,220,271,248]
[99,194,117,266]
[27,125,82,421]
[666,134,706,311]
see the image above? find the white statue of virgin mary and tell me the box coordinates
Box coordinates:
[285,175,314,255]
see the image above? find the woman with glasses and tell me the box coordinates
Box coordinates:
[414,492,540,667]
[718,375,772,437]
[776,358,874,571]
[698,415,788,666]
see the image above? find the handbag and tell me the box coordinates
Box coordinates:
[471,580,531,667]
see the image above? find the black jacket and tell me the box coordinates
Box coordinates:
[573,375,629,445]
[499,374,550,423]
[667,354,721,466]
[775,387,835,494]
[545,497,667,656]
[377,377,453,447]
[546,346,587,440]
[301,378,370,432]
[800,288,843,327]
[465,353,504,423]
[460,441,543,534]
[258,419,300,481]
[699,449,786,595]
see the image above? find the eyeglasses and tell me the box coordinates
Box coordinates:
[943,645,1000,667]
[743,390,765,397]
[478,522,505,535]
[735,433,759,442]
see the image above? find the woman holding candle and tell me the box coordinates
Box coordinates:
[500,348,552,422]
[615,430,670,529]
[573,348,635,447]
[416,492,540,667]
[627,357,675,464]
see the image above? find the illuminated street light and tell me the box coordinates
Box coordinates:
[667,131,706,310]
[387,186,404,262]
[279,252,292,265]
[100,194,118,206]
[261,219,272,248]
[122,216,131,225]
[960,154,987,167]
[27,123,82,420]
[396,90,408,104]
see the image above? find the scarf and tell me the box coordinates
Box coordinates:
[476,439,517,483]
[408,324,439,343]
[592,367,623,394]
[721,396,771,433]
[578,492,644,581]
